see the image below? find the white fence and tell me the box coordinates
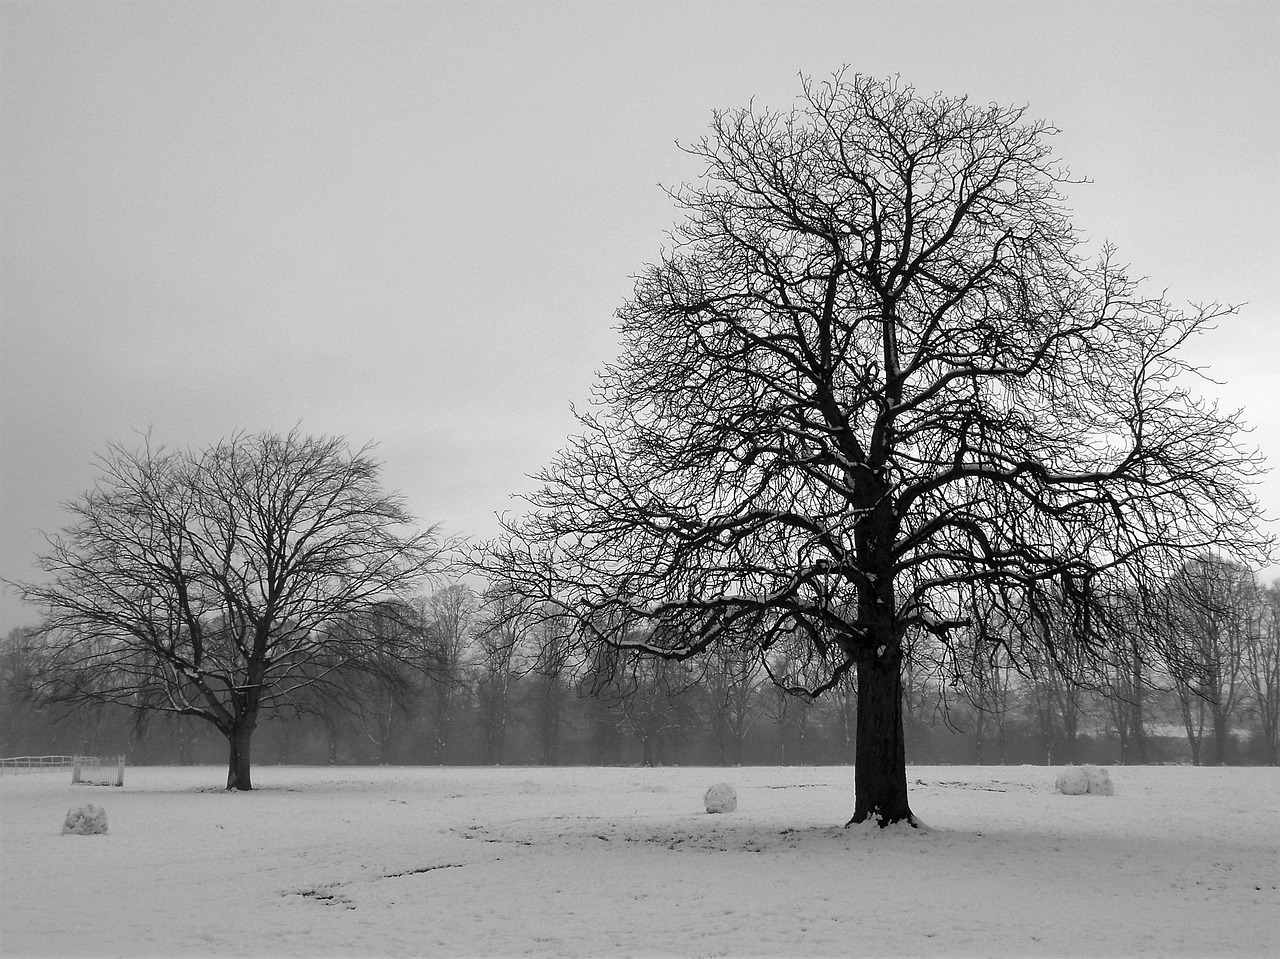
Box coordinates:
[0,755,125,785]
[71,755,126,786]
[0,755,78,774]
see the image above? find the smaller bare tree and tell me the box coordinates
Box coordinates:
[11,430,443,789]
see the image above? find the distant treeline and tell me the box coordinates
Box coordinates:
[5,573,1278,768]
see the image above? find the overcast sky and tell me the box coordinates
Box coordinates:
[2,0,1277,631]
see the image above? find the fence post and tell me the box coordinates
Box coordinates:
[115,755,125,787]
[71,756,82,784]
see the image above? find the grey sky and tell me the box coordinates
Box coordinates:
[2,0,1277,631]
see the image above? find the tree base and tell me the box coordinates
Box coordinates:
[844,809,922,829]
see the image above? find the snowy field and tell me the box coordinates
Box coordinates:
[2,764,1278,957]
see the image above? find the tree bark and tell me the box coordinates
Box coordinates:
[226,717,256,791]
[848,648,916,827]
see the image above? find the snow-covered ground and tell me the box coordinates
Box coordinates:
[2,763,1278,957]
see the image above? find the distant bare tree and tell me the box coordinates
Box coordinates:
[702,635,765,765]
[422,584,477,763]
[1244,583,1280,764]
[1163,557,1255,764]
[949,598,1014,765]
[587,647,695,766]
[473,596,524,764]
[1101,596,1151,764]
[531,615,572,764]
[828,670,858,763]
[337,601,434,764]
[0,627,43,755]
[11,431,443,789]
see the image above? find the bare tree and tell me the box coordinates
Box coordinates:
[485,73,1268,824]
[335,601,434,765]
[1101,595,1151,764]
[762,639,818,764]
[473,595,524,764]
[10,430,443,789]
[531,614,572,764]
[0,627,44,755]
[828,670,858,763]
[701,635,766,765]
[587,646,696,766]
[1244,582,1280,764]
[422,584,477,764]
[949,600,1015,765]
[1162,557,1256,764]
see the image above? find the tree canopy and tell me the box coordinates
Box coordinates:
[486,72,1270,824]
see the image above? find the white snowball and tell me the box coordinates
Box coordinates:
[704,782,737,813]
[1055,765,1114,796]
[1055,767,1089,795]
[62,803,108,835]
[1085,765,1114,796]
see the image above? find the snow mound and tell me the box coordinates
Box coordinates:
[703,782,737,813]
[62,803,108,835]
[1055,765,1114,796]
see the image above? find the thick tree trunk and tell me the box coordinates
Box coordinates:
[226,718,256,791]
[848,648,916,827]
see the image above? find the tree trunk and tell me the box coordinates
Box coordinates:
[1131,643,1147,763]
[226,718,256,790]
[539,678,563,765]
[974,703,987,765]
[1062,699,1079,764]
[714,710,729,766]
[177,719,193,765]
[1212,708,1230,765]
[1181,696,1204,765]
[848,648,916,827]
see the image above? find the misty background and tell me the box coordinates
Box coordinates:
[3,1,1278,634]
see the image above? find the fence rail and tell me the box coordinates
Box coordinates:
[0,755,79,774]
[1,755,126,785]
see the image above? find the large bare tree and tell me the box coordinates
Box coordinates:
[12,430,443,789]
[485,73,1268,825]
